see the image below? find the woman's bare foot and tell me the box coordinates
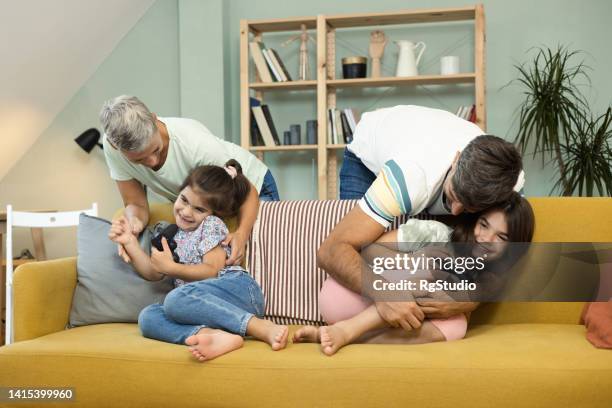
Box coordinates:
[185,328,244,362]
[292,325,320,343]
[320,322,354,356]
[246,318,289,351]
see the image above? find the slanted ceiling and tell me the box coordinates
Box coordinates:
[0,0,155,181]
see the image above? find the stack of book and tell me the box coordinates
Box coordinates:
[250,98,280,147]
[455,104,476,123]
[327,108,360,144]
[250,42,293,83]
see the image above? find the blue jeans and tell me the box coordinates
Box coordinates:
[259,170,280,201]
[138,270,265,344]
[339,148,376,199]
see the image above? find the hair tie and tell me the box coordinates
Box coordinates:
[513,170,525,192]
[224,166,237,179]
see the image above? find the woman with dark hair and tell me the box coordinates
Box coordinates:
[294,193,535,355]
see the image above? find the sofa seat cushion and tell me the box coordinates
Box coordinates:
[1,324,611,408]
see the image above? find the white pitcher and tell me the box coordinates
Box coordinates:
[395,40,426,77]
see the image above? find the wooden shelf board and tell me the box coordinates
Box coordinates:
[328,73,475,88]
[249,80,317,91]
[327,144,347,149]
[248,17,317,33]
[326,7,476,28]
[249,145,318,152]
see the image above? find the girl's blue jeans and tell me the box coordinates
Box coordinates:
[138,270,265,345]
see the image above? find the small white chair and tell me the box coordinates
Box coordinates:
[4,203,98,345]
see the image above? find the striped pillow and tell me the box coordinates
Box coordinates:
[246,200,418,325]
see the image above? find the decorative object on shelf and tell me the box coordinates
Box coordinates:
[395,40,426,77]
[75,128,103,153]
[290,124,301,145]
[441,55,460,75]
[306,120,318,144]
[283,131,291,145]
[342,56,367,79]
[369,30,387,78]
[511,45,612,196]
[282,24,315,80]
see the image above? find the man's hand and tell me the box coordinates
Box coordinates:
[115,216,145,263]
[109,217,136,246]
[151,237,175,276]
[375,301,425,331]
[223,230,247,266]
[416,299,480,319]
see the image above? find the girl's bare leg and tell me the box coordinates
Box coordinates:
[319,305,445,356]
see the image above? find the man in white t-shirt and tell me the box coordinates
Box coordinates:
[100,95,279,266]
[318,105,524,330]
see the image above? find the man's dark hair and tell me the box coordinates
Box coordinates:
[452,135,522,212]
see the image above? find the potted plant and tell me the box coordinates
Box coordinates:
[511,45,612,196]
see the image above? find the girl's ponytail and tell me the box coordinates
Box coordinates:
[224,159,251,215]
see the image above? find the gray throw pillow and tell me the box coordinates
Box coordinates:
[69,214,174,327]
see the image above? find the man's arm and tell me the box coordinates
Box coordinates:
[225,182,259,265]
[318,207,426,330]
[115,179,150,262]
[116,179,150,232]
[317,205,385,292]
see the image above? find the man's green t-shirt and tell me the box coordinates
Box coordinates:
[103,117,268,202]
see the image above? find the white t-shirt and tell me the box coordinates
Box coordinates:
[103,117,268,202]
[347,105,484,227]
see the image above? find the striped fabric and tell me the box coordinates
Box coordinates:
[246,200,427,325]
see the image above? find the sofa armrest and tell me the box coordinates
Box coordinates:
[13,257,77,342]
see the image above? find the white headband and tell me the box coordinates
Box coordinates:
[224,166,237,179]
[513,170,525,192]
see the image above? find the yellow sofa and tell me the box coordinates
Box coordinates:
[1,198,611,408]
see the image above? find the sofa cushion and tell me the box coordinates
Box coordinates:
[69,214,174,326]
[1,323,611,407]
[246,200,413,325]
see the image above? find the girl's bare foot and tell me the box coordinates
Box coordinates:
[185,328,244,362]
[292,325,320,343]
[247,318,289,351]
[319,323,354,356]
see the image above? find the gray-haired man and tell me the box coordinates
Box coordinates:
[100,95,279,266]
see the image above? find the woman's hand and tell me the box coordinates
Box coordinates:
[151,237,176,276]
[223,230,247,266]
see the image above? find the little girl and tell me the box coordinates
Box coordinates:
[294,193,535,355]
[109,160,288,361]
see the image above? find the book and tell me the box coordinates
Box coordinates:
[249,42,273,83]
[327,109,333,144]
[343,108,356,133]
[340,111,353,143]
[252,106,276,146]
[250,110,264,146]
[261,48,282,82]
[250,98,264,146]
[269,48,293,81]
[265,48,288,82]
[468,105,476,123]
[261,105,281,145]
[328,109,336,144]
[334,109,343,144]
